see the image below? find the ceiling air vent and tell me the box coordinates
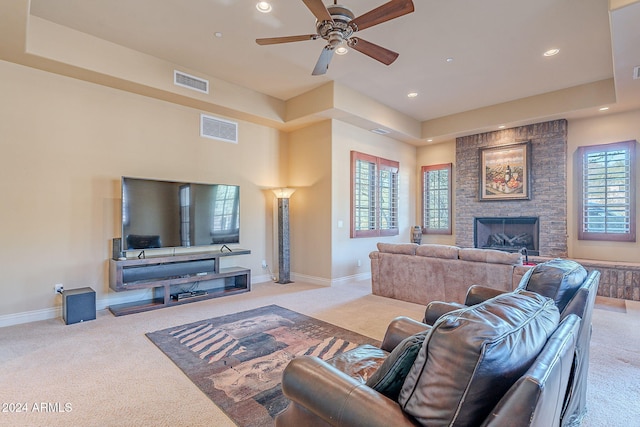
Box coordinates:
[174,70,209,94]
[370,128,391,135]
[633,65,640,80]
[200,114,238,144]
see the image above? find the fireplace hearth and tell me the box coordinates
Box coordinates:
[474,217,539,255]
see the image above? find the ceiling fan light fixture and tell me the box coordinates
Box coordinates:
[336,46,348,55]
[256,0,415,75]
[256,2,272,13]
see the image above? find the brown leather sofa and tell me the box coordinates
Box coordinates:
[423,259,601,427]
[275,291,581,427]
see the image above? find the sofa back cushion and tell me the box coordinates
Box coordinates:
[377,243,418,255]
[458,247,522,265]
[517,258,587,314]
[398,291,559,426]
[415,244,459,259]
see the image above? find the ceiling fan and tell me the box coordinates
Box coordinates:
[256,0,415,75]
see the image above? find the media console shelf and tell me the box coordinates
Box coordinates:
[108,249,251,316]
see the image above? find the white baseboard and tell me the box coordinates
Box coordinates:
[0,272,372,328]
[0,290,155,328]
[330,272,371,285]
[291,271,371,286]
[0,307,62,328]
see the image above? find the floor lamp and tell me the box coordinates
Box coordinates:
[272,188,295,284]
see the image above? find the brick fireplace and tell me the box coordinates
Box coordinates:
[455,120,568,258]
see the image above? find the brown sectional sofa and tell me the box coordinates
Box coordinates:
[370,243,524,305]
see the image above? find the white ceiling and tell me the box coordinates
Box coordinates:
[29,0,640,125]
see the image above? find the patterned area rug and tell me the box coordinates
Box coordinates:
[146,305,380,427]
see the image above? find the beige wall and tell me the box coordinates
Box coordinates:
[416,139,457,246]
[567,110,640,262]
[0,59,285,316]
[331,121,417,280]
[287,121,333,282]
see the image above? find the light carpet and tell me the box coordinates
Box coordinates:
[0,279,638,426]
[146,304,379,427]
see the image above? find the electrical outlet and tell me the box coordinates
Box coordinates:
[54,284,64,294]
[261,260,267,269]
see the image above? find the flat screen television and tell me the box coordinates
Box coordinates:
[121,177,240,251]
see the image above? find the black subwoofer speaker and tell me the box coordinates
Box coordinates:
[63,287,96,325]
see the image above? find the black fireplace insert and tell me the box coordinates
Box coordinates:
[474,217,539,255]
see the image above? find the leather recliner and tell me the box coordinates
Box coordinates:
[423,259,601,427]
[276,291,581,427]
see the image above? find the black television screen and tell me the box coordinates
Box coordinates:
[121,177,240,250]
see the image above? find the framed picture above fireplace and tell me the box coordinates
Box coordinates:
[479,141,531,201]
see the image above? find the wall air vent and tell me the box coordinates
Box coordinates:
[200,114,238,143]
[634,65,640,80]
[370,128,391,135]
[174,70,209,94]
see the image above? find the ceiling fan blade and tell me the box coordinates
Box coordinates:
[256,34,319,45]
[349,37,399,65]
[312,46,335,75]
[302,0,334,23]
[350,0,414,32]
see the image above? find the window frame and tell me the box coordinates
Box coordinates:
[421,163,453,235]
[577,140,636,242]
[350,151,399,238]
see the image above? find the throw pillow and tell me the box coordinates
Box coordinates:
[365,330,429,400]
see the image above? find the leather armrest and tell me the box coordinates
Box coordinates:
[465,285,507,306]
[281,356,418,427]
[380,316,430,352]
[423,301,466,325]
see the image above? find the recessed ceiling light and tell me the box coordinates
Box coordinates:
[427,139,433,142]
[407,92,418,98]
[256,2,272,13]
[543,48,560,57]
[335,46,348,55]
[498,125,506,129]
[214,32,223,38]
[446,57,454,63]
[599,107,610,111]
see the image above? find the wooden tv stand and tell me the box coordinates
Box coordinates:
[108,249,251,316]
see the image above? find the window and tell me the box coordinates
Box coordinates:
[179,185,191,246]
[578,140,636,242]
[351,151,399,238]
[211,184,240,235]
[422,163,452,234]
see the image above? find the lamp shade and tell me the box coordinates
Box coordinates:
[272,188,296,199]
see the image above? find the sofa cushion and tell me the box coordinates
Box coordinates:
[327,344,387,383]
[366,330,430,400]
[398,291,559,426]
[459,247,522,265]
[377,243,418,255]
[415,244,459,259]
[517,258,588,314]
